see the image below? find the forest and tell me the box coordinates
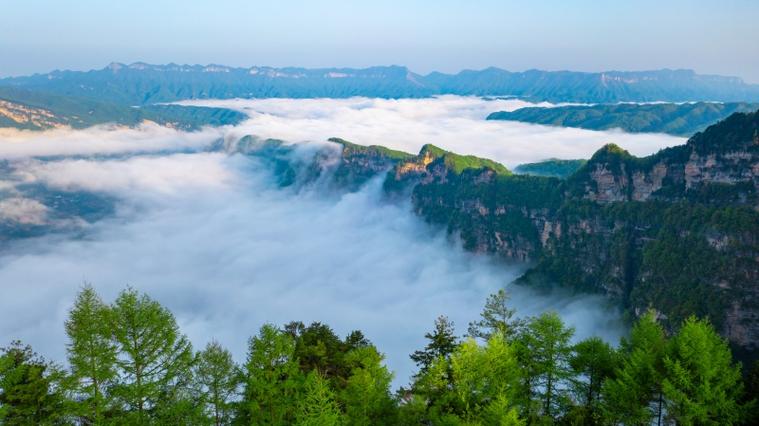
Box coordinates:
[1,286,756,425]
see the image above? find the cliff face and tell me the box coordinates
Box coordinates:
[571,111,758,206]
[238,111,759,356]
[396,112,758,354]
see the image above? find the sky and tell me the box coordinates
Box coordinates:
[1,0,758,82]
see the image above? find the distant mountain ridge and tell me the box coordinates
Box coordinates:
[0,85,246,131]
[2,63,759,104]
[487,102,759,136]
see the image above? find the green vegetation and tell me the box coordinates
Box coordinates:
[0,86,245,131]
[514,159,587,178]
[1,286,754,425]
[417,144,511,175]
[329,137,414,162]
[487,102,759,136]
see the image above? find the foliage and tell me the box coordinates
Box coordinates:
[487,102,759,136]
[514,159,587,178]
[64,284,117,424]
[295,371,343,426]
[467,288,525,341]
[410,316,459,375]
[194,341,242,426]
[0,341,68,425]
[1,286,755,425]
[662,317,747,425]
[108,287,197,424]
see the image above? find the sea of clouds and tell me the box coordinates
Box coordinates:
[182,95,685,168]
[0,96,684,385]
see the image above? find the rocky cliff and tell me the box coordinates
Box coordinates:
[238,110,759,358]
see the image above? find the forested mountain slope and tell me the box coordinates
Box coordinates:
[487,102,759,136]
[239,110,759,360]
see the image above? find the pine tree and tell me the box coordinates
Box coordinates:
[568,337,618,425]
[341,346,395,425]
[109,287,195,424]
[239,324,303,425]
[520,311,575,420]
[295,371,342,426]
[601,311,666,426]
[0,341,68,425]
[467,289,525,342]
[662,316,746,425]
[450,333,522,422]
[410,316,458,375]
[65,284,117,424]
[194,341,242,426]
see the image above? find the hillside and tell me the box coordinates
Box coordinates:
[236,111,759,360]
[487,102,759,135]
[513,159,588,178]
[0,86,246,130]
[2,63,759,105]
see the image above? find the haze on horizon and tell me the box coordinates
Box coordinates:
[1,0,758,83]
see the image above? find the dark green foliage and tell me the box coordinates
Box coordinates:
[410,316,459,375]
[663,317,747,425]
[519,312,575,420]
[0,341,68,425]
[514,158,587,178]
[569,337,619,424]
[329,137,413,162]
[285,321,371,387]
[602,312,667,425]
[487,102,759,136]
[467,288,526,341]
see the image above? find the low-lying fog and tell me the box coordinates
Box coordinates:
[182,95,685,168]
[0,96,680,385]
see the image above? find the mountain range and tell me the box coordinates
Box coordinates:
[2,63,759,106]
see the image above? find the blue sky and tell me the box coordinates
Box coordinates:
[2,0,758,82]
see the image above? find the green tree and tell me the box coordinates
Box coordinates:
[601,311,666,426]
[194,341,242,426]
[410,316,458,375]
[520,311,575,420]
[109,288,195,424]
[65,285,117,424]
[662,316,746,425]
[295,371,342,426]
[467,289,525,342]
[340,346,396,425]
[567,337,618,424]
[450,333,522,422]
[239,324,303,425]
[0,341,68,425]
[286,321,357,384]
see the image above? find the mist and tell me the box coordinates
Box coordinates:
[182,96,686,168]
[0,96,642,386]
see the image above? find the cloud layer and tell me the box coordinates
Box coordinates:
[183,96,686,167]
[0,96,648,386]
